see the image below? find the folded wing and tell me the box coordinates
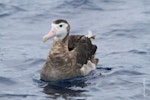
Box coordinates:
[68,35,97,65]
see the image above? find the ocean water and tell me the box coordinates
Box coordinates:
[0,0,150,100]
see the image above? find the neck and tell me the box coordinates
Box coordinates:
[50,34,69,55]
[54,32,69,42]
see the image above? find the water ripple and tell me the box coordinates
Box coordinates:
[63,0,91,8]
[0,93,36,98]
[0,76,16,85]
[57,0,104,12]
[28,58,45,66]
[104,28,137,38]
[128,49,148,55]
[0,3,26,18]
[108,69,144,76]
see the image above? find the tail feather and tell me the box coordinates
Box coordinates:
[86,31,96,40]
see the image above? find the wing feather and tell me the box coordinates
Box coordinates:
[68,35,97,65]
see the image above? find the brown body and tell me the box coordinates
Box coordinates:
[41,35,98,81]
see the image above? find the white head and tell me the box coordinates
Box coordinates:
[43,19,70,42]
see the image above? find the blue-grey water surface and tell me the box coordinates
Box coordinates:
[0,0,150,100]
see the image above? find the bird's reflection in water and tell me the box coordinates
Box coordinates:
[42,77,89,99]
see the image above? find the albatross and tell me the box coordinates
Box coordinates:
[41,19,99,81]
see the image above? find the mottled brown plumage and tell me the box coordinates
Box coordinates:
[41,19,98,81]
[68,35,97,65]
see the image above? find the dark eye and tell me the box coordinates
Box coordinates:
[59,25,63,27]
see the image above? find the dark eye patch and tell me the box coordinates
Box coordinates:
[59,25,63,27]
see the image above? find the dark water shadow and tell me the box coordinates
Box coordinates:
[33,75,95,98]
[43,83,87,98]
[34,78,88,99]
